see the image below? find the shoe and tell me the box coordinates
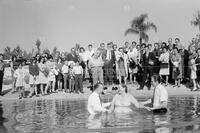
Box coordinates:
[80,91,84,94]
[136,87,143,90]
[192,88,198,91]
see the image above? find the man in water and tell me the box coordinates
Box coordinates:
[87,82,110,115]
[142,75,168,112]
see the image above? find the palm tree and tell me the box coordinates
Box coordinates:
[191,11,200,31]
[125,14,157,45]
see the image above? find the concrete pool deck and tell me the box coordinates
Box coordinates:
[0,82,200,101]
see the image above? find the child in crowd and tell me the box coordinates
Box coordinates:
[190,59,197,91]
[45,64,58,94]
[62,61,69,92]
[14,63,26,99]
[73,61,84,94]
[56,57,63,91]
[68,62,75,93]
[28,59,40,97]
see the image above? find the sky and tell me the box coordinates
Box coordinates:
[0,0,200,53]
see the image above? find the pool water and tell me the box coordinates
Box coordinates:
[0,96,200,133]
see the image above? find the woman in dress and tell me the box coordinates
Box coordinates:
[56,57,63,91]
[38,57,48,95]
[28,59,40,97]
[127,42,139,84]
[190,59,197,91]
[14,63,26,99]
[116,47,128,84]
[109,84,143,113]
[159,46,170,86]
[170,48,182,87]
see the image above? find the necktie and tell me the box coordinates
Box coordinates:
[99,95,102,106]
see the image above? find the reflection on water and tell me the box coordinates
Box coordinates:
[0,96,200,133]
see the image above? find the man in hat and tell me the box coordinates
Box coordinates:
[0,54,5,96]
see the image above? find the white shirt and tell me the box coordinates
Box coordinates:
[87,92,110,115]
[79,52,89,62]
[72,65,83,75]
[127,48,138,60]
[62,65,69,74]
[153,84,168,108]
[106,50,111,60]
[85,50,95,60]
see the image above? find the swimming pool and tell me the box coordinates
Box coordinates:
[0,96,200,133]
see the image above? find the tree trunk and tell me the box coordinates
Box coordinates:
[139,37,142,46]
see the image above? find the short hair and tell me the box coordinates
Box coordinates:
[132,41,137,45]
[152,75,161,83]
[80,47,85,51]
[88,44,93,47]
[121,84,128,93]
[175,38,180,42]
[93,82,103,91]
[162,46,168,51]
[142,43,146,47]
[148,44,152,47]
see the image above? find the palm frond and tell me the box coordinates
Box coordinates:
[125,28,139,36]
[131,14,148,28]
[144,22,157,32]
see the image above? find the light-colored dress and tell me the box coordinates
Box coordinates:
[48,68,58,82]
[14,68,26,87]
[111,93,139,113]
[159,52,170,75]
[116,53,128,78]
[127,48,139,74]
[191,65,197,79]
[171,53,182,79]
[38,63,48,84]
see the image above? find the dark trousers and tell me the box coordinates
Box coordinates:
[75,74,83,92]
[0,71,4,95]
[104,62,114,84]
[63,74,68,91]
[140,66,153,89]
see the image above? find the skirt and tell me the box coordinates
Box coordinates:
[29,75,39,85]
[15,78,26,87]
[39,71,48,84]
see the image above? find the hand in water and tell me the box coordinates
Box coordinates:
[144,106,152,111]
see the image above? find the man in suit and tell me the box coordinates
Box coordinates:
[102,42,116,85]
[137,45,155,90]
[66,48,79,62]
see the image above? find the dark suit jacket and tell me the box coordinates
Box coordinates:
[102,50,116,64]
[66,53,79,62]
[142,52,156,67]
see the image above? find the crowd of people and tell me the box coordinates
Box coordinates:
[0,34,200,98]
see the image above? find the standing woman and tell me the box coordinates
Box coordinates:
[10,55,18,93]
[56,57,63,91]
[116,47,128,84]
[127,42,139,84]
[171,48,182,87]
[38,57,48,96]
[28,58,40,97]
[14,63,26,99]
[159,46,170,86]
[0,54,4,96]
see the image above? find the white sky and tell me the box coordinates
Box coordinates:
[0,0,200,52]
